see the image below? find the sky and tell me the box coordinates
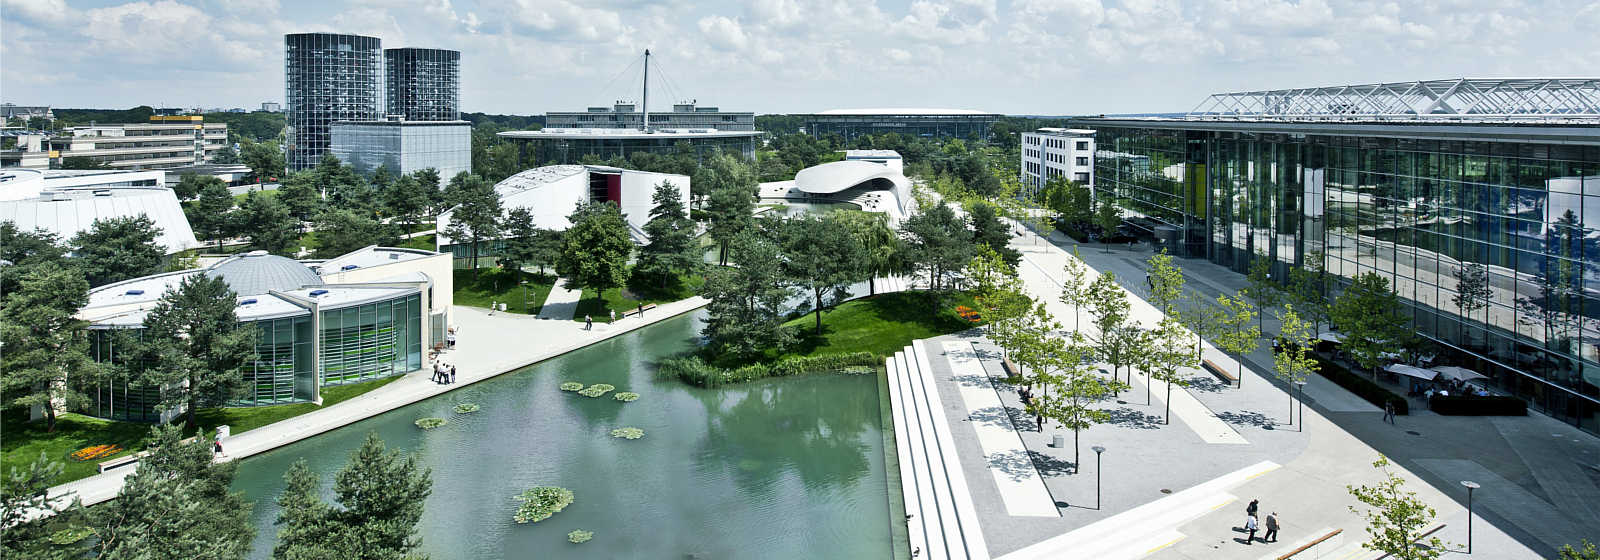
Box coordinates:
[4,0,1599,116]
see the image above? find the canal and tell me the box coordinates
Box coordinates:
[229,310,904,559]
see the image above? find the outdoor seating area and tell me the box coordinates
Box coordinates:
[1314,327,1498,411]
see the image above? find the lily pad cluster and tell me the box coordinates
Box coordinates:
[578,383,615,398]
[513,486,574,523]
[841,366,873,375]
[612,391,639,402]
[415,417,447,429]
[567,530,593,543]
[610,427,644,440]
[453,403,480,414]
[559,382,584,392]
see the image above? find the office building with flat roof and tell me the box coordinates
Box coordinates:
[498,128,759,166]
[1020,128,1096,197]
[547,102,752,131]
[800,109,1000,140]
[331,118,471,179]
[25,116,228,171]
[1072,78,1600,433]
[285,33,384,172]
[386,48,460,122]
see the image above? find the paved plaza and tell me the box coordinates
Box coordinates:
[891,220,1598,560]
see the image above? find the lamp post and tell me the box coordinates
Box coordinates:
[1092,446,1106,510]
[1461,480,1480,553]
[1294,381,1307,432]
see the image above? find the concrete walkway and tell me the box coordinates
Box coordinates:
[536,278,583,320]
[45,297,709,510]
[941,341,1058,517]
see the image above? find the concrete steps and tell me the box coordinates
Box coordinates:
[889,341,990,560]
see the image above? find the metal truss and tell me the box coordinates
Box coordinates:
[1188,78,1600,120]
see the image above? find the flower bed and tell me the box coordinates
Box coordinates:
[69,444,123,462]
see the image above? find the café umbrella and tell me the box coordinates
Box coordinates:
[1386,364,1439,381]
[1430,366,1487,382]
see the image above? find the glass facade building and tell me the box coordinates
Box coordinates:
[331,120,471,179]
[385,48,460,122]
[285,33,383,172]
[1073,79,1600,435]
[800,110,999,141]
[500,130,759,165]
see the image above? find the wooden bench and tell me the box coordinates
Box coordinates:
[1003,357,1021,378]
[1202,359,1238,383]
[625,303,659,318]
[1275,528,1342,560]
[96,437,202,473]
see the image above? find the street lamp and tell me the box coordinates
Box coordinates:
[1092,446,1106,510]
[1294,381,1307,432]
[1461,480,1480,553]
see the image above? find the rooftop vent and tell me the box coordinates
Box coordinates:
[93,190,112,197]
[341,264,360,271]
[388,253,400,260]
[124,289,144,296]
[309,289,329,297]
[238,298,258,306]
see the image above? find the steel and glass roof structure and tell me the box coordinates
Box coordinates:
[1188,78,1600,121]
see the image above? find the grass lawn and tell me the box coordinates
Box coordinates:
[453,267,555,315]
[0,375,401,486]
[570,271,704,322]
[397,234,435,251]
[232,189,278,203]
[710,290,983,369]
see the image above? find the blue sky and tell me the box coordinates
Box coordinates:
[4,0,1597,115]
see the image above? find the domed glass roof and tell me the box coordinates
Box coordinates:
[205,251,323,296]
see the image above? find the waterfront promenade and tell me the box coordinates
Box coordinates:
[46,296,710,509]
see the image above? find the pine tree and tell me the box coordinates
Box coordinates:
[235,191,298,255]
[967,201,1021,267]
[637,180,699,287]
[313,209,389,259]
[780,213,870,334]
[0,453,78,557]
[188,180,237,252]
[900,201,974,292]
[89,425,256,560]
[0,262,101,432]
[440,173,502,269]
[126,274,258,431]
[0,221,68,303]
[272,432,433,560]
[698,151,758,265]
[700,227,795,357]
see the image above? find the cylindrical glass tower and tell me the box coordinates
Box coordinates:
[284,33,383,172]
[386,48,461,121]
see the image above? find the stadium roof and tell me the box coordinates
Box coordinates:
[809,108,997,116]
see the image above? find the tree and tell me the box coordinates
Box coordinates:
[833,210,904,296]
[60,156,109,170]
[235,191,298,255]
[272,432,434,560]
[637,181,699,287]
[1286,251,1332,335]
[212,144,241,165]
[1215,294,1260,387]
[1347,454,1453,560]
[242,140,285,182]
[1240,251,1284,331]
[87,425,255,559]
[124,274,258,431]
[1143,316,1197,423]
[383,175,430,228]
[1331,272,1417,379]
[1092,201,1122,253]
[1031,329,1123,472]
[0,221,68,303]
[189,179,237,251]
[313,153,374,213]
[277,171,324,228]
[700,152,758,265]
[900,201,974,292]
[699,227,796,358]
[781,213,870,334]
[969,246,1033,363]
[968,201,1021,268]
[1082,271,1132,380]
[369,164,394,193]
[313,209,389,259]
[1558,541,1599,560]
[440,173,502,269]
[1146,251,1184,315]
[70,215,166,286]
[0,453,78,557]
[1450,262,1492,323]
[1273,308,1319,426]
[173,172,225,201]
[0,263,100,433]
[1175,289,1229,369]
[1057,247,1092,331]
[498,207,563,281]
[555,201,633,294]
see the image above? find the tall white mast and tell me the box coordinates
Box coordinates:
[641,49,650,133]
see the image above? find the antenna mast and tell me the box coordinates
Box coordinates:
[641,49,650,133]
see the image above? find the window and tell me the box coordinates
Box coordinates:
[1077,141,1089,151]
[1075,172,1089,182]
[1077,157,1089,166]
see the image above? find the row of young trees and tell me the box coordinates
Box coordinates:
[1,428,432,560]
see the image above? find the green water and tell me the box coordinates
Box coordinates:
[229,311,901,559]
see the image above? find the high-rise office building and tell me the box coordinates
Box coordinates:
[385,48,460,121]
[284,33,383,172]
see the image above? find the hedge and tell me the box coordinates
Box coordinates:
[1311,356,1409,415]
[1429,395,1527,416]
[660,352,881,388]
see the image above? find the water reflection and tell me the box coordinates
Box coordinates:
[694,375,877,495]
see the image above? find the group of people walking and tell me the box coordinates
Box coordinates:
[1242,499,1279,545]
[433,361,457,384]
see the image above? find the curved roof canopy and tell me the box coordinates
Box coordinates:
[205,251,324,296]
[794,161,911,195]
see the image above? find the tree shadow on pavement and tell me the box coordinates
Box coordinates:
[1028,450,1077,477]
[1105,407,1164,429]
[1187,376,1232,394]
[1215,410,1279,430]
[968,405,1029,433]
[986,449,1078,481]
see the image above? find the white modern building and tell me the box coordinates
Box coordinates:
[435,165,691,258]
[0,168,197,254]
[330,119,472,179]
[844,150,903,174]
[45,116,229,171]
[759,155,912,225]
[1020,128,1095,196]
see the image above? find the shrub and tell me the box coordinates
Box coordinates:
[613,391,639,402]
[559,382,584,392]
[610,427,644,439]
[50,527,94,545]
[1311,356,1408,415]
[453,403,480,414]
[513,486,574,523]
[579,383,615,397]
[1430,395,1528,416]
[662,352,880,388]
[415,417,448,429]
[568,530,593,543]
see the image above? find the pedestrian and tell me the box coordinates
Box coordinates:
[433,362,443,383]
[1246,499,1258,517]
[450,365,457,384]
[213,437,226,458]
[1264,512,1279,543]
[1035,415,1043,432]
[637,303,644,318]
[585,315,593,330]
[1383,400,1396,425]
[447,330,456,349]
[1245,513,1258,544]
[609,309,616,324]
[1145,273,1153,290]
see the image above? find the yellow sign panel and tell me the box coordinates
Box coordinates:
[48,150,60,158]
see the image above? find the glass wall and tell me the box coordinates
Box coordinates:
[319,294,423,386]
[1084,122,1600,435]
[519,134,757,165]
[85,330,164,422]
[236,316,315,406]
